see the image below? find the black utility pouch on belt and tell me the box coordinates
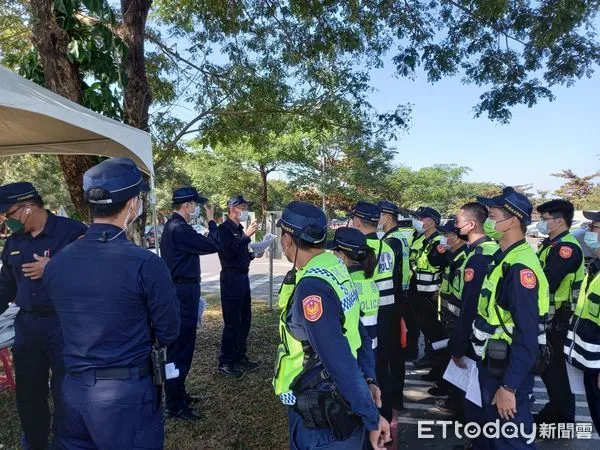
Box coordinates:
[150,345,166,385]
[486,338,509,378]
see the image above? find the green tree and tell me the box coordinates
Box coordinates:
[552,169,600,209]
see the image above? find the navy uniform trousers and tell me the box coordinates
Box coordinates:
[478,365,535,449]
[219,270,251,365]
[165,282,200,411]
[60,369,163,449]
[13,311,65,450]
[584,371,600,435]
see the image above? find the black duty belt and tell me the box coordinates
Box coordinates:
[173,277,200,284]
[222,267,249,274]
[71,363,150,380]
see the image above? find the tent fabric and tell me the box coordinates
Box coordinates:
[0,65,153,175]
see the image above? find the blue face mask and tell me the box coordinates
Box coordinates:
[190,205,201,219]
[536,220,549,235]
[584,231,600,251]
[412,218,424,234]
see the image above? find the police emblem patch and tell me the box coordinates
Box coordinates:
[464,268,475,282]
[520,269,537,289]
[303,296,323,322]
[559,246,573,259]
[437,244,447,254]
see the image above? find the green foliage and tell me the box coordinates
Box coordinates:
[552,169,600,209]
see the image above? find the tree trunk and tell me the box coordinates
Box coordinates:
[120,0,153,245]
[30,0,98,221]
[259,165,269,226]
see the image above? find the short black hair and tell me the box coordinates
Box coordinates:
[460,202,488,225]
[536,199,575,227]
[87,188,129,218]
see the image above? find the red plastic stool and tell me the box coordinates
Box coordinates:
[0,347,16,392]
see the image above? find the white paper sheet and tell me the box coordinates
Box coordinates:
[432,338,449,350]
[443,357,482,407]
[566,363,586,395]
[250,233,278,255]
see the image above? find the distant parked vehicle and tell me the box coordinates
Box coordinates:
[143,225,164,248]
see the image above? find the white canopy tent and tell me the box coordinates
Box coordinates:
[0,65,159,247]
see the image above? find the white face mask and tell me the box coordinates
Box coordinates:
[439,236,451,249]
[412,218,424,233]
[584,231,600,250]
[190,205,201,219]
[239,210,249,222]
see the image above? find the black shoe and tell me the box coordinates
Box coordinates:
[184,393,204,406]
[166,406,201,421]
[219,364,244,378]
[434,398,460,415]
[420,371,440,382]
[236,356,262,373]
[428,385,449,397]
[414,356,432,369]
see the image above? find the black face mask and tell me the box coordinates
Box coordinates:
[454,224,470,241]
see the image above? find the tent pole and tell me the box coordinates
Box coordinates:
[150,175,160,257]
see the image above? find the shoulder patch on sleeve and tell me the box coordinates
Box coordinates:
[519,269,537,289]
[436,244,447,254]
[559,246,573,259]
[464,268,475,282]
[303,296,323,322]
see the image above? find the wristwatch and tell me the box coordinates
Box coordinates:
[501,384,516,394]
[366,378,378,387]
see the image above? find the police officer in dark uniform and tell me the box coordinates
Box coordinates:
[218,195,261,377]
[43,157,180,449]
[160,186,220,420]
[273,201,390,449]
[0,182,86,450]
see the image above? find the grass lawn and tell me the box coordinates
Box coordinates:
[0,296,289,449]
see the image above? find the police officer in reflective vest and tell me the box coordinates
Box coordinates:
[430,219,469,406]
[534,200,584,425]
[472,187,549,449]
[0,182,86,450]
[43,158,180,449]
[348,201,397,421]
[565,210,600,433]
[449,202,498,448]
[409,206,444,370]
[160,186,220,420]
[378,200,411,411]
[273,201,390,449]
[218,195,261,378]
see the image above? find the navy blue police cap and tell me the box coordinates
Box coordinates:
[477,187,533,225]
[227,195,253,209]
[326,227,367,256]
[172,187,207,205]
[276,201,327,244]
[83,157,149,204]
[438,218,457,234]
[0,182,41,213]
[415,206,441,224]
[378,200,400,216]
[349,201,381,223]
[583,211,600,222]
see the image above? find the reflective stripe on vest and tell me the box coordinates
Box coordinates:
[366,238,396,306]
[384,230,412,290]
[472,241,550,358]
[352,270,380,349]
[273,252,362,404]
[565,268,600,370]
[537,233,585,318]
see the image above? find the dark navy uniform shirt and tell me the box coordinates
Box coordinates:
[0,212,87,313]
[218,218,254,270]
[538,230,583,294]
[160,212,220,280]
[286,275,380,431]
[43,223,180,372]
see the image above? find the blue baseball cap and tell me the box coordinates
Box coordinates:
[0,182,41,213]
[349,201,381,223]
[326,227,367,256]
[83,157,149,204]
[415,206,441,224]
[227,195,253,209]
[172,187,207,205]
[477,187,533,225]
[378,200,400,216]
[438,219,457,234]
[276,201,327,244]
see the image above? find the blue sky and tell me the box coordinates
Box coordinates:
[368,60,600,192]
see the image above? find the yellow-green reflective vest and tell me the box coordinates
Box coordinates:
[537,233,585,316]
[472,241,550,358]
[410,232,443,293]
[565,264,600,370]
[384,229,412,290]
[440,245,469,317]
[351,269,380,349]
[399,227,415,247]
[273,252,362,405]
[366,238,396,306]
